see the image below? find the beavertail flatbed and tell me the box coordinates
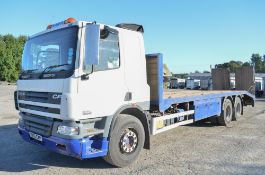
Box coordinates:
[146,53,255,135]
[146,54,255,112]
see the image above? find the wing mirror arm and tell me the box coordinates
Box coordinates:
[81,72,91,80]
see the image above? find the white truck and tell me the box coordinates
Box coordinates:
[200,79,212,90]
[16,18,255,167]
[255,77,264,97]
[170,77,185,89]
[186,79,200,90]
[230,77,236,90]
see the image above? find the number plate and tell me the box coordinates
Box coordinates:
[29,132,43,142]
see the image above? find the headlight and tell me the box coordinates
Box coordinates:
[57,125,79,136]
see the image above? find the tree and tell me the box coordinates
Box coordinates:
[0,34,27,82]
[242,62,251,67]
[173,73,188,79]
[262,55,265,72]
[250,54,263,73]
[215,60,242,73]
[215,54,265,73]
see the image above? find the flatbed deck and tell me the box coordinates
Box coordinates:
[161,89,254,112]
[163,89,241,99]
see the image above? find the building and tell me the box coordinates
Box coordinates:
[187,73,211,81]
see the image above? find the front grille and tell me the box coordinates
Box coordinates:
[17,90,62,136]
[22,112,54,137]
[19,103,60,114]
[18,91,61,104]
[17,90,61,116]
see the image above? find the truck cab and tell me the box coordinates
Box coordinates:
[17,18,150,166]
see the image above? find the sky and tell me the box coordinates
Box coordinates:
[1,0,265,73]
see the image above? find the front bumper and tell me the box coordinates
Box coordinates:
[18,127,109,159]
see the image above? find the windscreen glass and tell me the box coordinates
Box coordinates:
[21,27,78,77]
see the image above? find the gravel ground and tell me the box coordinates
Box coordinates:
[0,85,265,175]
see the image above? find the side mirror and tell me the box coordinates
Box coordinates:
[84,24,100,65]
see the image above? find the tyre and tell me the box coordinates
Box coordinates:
[218,98,233,126]
[233,96,242,121]
[103,114,145,167]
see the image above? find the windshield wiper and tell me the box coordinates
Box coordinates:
[20,69,38,79]
[21,69,38,74]
[39,64,69,79]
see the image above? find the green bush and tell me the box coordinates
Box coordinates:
[0,34,27,82]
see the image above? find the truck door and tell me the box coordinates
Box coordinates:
[77,25,127,118]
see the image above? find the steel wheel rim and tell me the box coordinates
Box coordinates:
[120,128,138,154]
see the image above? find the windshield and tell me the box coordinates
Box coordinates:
[21,26,78,79]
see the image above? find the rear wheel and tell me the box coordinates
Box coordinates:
[103,114,145,167]
[218,98,233,126]
[233,96,242,121]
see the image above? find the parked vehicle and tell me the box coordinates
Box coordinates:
[15,18,255,167]
[170,77,185,89]
[200,79,212,90]
[255,77,264,97]
[186,79,200,90]
[230,77,236,90]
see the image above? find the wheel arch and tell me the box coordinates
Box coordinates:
[109,104,151,149]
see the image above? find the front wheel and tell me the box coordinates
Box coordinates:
[103,114,145,167]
